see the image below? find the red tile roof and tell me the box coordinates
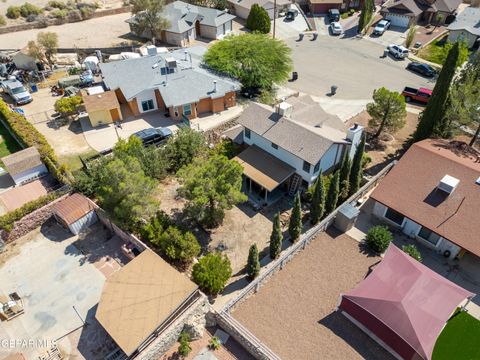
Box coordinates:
[371,139,480,256]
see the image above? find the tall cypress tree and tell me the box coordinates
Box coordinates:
[270,212,283,259]
[358,0,373,33]
[338,151,352,202]
[349,134,365,196]
[413,42,460,142]
[326,171,340,215]
[288,193,302,243]
[247,243,260,280]
[310,175,325,225]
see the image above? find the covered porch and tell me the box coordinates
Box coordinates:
[233,145,296,207]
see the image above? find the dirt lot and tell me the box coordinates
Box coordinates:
[0,12,133,49]
[232,229,394,360]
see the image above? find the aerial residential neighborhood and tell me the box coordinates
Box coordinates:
[0,0,479,358]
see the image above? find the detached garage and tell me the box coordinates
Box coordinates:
[53,193,98,235]
[1,147,48,186]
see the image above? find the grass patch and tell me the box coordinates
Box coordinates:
[417,38,447,65]
[0,121,22,167]
[59,149,98,172]
[432,310,480,360]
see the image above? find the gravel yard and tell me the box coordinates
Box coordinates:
[232,229,395,360]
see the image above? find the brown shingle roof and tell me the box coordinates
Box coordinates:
[96,250,198,356]
[53,193,96,225]
[1,147,43,176]
[370,140,480,256]
[83,90,120,113]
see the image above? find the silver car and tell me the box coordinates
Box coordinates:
[330,22,343,35]
[1,79,32,105]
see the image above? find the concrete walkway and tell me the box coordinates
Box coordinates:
[190,106,244,132]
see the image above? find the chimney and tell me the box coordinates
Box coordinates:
[438,175,460,195]
[213,80,217,93]
[346,123,364,160]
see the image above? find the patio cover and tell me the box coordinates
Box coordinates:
[96,250,198,356]
[233,145,295,192]
[339,245,474,360]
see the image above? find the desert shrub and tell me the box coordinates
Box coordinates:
[36,14,49,27]
[50,9,67,19]
[209,336,221,350]
[47,0,67,9]
[26,14,37,22]
[213,139,242,159]
[6,6,21,19]
[366,225,393,253]
[402,244,422,262]
[78,4,95,18]
[155,226,201,264]
[67,9,82,21]
[192,253,232,295]
[178,332,191,357]
[0,15,6,26]
[20,3,43,17]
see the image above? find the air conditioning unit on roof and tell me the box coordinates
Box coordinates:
[437,175,460,195]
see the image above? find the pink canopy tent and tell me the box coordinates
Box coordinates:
[338,245,475,360]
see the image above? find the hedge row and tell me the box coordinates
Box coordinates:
[0,189,67,232]
[0,99,69,183]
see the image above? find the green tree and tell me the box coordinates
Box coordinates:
[310,175,325,224]
[54,96,83,121]
[97,157,158,230]
[405,24,417,48]
[358,0,373,33]
[164,127,206,172]
[203,33,292,90]
[338,152,351,203]
[325,171,340,215]
[439,41,469,67]
[27,40,43,61]
[288,193,302,243]
[367,87,407,138]
[348,134,365,196]
[130,0,169,44]
[413,42,460,141]
[246,4,270,34]
[246,243,260,280]
[37,32,58,66]
[192,253,232,295]
[402,244,422,262]
[140,210,173,242]
[178,332,191,358]
[269,212,283,259]
[366,225,392,253]
[156,226,201,264]
[178,154,247,228]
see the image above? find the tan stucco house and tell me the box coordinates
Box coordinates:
[99,46,240,122]
[126,1,235,47]
[83,90,122,127]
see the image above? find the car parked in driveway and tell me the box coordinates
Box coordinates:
[1,79,33,105]
[387,44,409,59]
[132,127,172,146]
[330,22,343,35]
[406,62,436,78]
[373,19,390,36]
[328,9,340,22]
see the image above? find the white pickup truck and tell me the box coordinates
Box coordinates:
[1,79,32,105]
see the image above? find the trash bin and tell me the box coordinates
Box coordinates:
[30,84,38,93]
[330,85,337,95]
[292,72,298,81]
[298,33,304,41]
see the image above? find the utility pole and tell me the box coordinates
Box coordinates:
[273,0,277,39]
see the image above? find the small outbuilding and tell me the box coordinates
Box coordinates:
[53,193,98,235]
[83,90,122,127]
[338,244,475,360]
[1,147,48,186]
[12,48,38,71]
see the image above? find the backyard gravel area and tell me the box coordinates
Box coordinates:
[232,229,395,360]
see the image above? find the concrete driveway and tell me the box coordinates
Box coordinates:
[284,35,435,101]
[365,25,409,48]
[273,4,309,40]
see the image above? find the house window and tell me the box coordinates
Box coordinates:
[418,226,441,245]
[314,161,320,173]
[303,161,311,173]
[271,142,278,149]
[384,207,405,225]
[183,104,192,116]
[160,67,175,75]
[245,128,251,139]
[141,99,154,112]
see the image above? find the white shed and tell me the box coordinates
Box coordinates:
[1,147,48,186]
[53,193,98,235]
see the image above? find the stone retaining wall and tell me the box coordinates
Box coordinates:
[0,6,131,36]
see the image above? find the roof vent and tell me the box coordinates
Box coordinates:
[438,175,460,195]
[165,57,177,69]
[277,102,293,118]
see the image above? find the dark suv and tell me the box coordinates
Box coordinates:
[328,9,340,22]
[132,127,172,146]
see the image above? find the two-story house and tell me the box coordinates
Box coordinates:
[232,95,364,204]
[370,139,480,262]
[100,46,240,122]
